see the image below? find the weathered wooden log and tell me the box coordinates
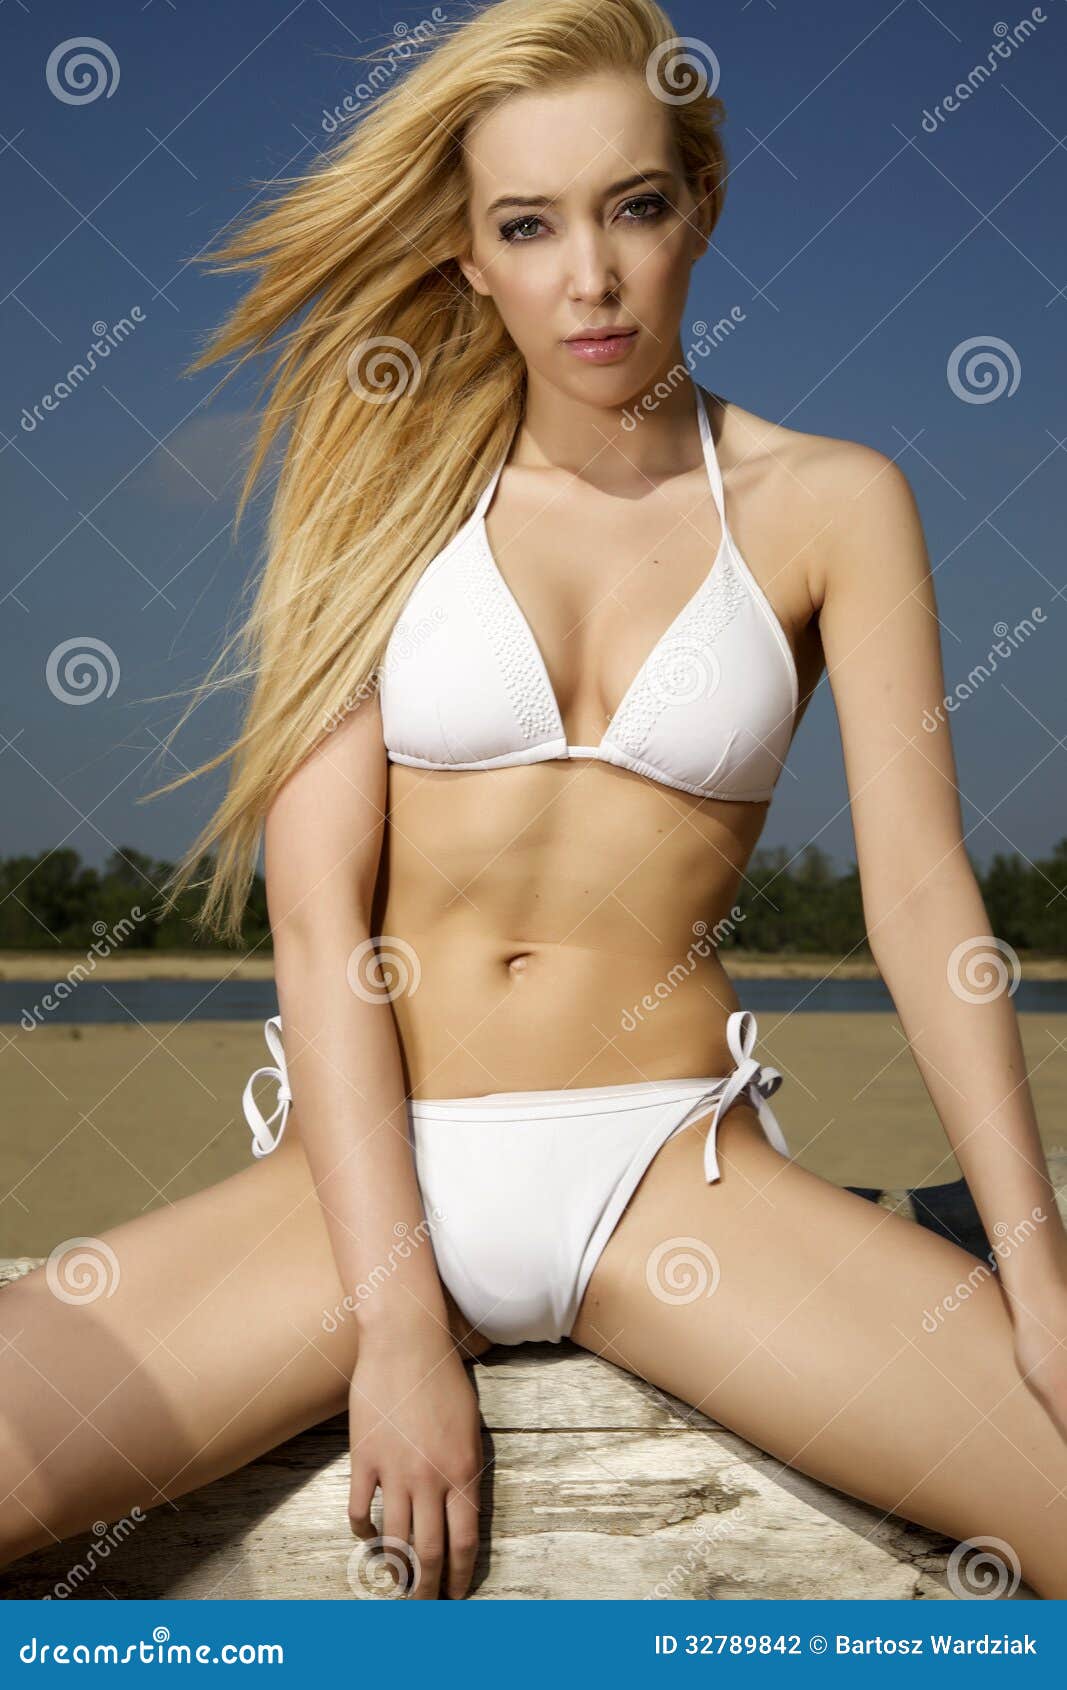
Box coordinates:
[5,1157,1064,1600]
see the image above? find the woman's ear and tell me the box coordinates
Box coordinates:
[690,167,717,257]
[457,248,494,297]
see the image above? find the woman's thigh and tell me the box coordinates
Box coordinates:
[571,1105,1067,1599]
[0,1125,487,1566]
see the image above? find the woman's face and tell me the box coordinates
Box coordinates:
[459,71,713,400]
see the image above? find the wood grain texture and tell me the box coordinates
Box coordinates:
[5,1159,1061,1602]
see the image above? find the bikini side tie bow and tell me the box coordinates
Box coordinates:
[700,1008,789,1182]
[242,1014,292,1158]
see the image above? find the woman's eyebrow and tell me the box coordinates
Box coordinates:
[484,167,675,217]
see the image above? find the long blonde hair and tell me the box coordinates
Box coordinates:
[146,0,728,943]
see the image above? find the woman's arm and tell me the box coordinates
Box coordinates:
[813,442,1067,1430]
[262,689,481,1596]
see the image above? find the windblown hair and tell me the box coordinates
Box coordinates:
[146,0,729,943]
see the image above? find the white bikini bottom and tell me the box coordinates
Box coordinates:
[241,1010,791,1347]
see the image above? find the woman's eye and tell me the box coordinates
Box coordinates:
[619,194,669,222]
[498,195,668,243]
[499,214,543,243]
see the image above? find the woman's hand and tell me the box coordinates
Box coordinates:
[347,1313,483,1599]
[1009,1288,1067,1446]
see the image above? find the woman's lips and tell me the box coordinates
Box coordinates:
[563,328,638,363]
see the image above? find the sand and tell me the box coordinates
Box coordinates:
[3,950,1067,981]
[2,1012,1066,1259]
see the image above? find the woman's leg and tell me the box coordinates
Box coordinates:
[571,1104,1067,1600]
[0,1122,489,1569]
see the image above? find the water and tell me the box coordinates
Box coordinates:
[4,975,1067,1026]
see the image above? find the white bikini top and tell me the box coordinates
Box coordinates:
[379,384,799,803]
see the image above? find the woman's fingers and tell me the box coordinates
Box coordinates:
[410,1486,446,1599]
[445,1483,481,1598]
[348,1461,378,1540]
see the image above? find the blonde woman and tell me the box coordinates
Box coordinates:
[3,0,1065,1604]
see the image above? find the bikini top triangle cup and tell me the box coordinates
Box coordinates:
[378,384,800,803]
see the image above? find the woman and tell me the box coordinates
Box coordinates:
[2,0,1065,1603]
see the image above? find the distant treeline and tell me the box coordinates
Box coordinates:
[2,840,1066,956]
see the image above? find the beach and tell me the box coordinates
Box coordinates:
[2,952,1065,1258]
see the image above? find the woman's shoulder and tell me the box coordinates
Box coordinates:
[711,388,922,605]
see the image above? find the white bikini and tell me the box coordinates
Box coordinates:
[242,383,799,1346]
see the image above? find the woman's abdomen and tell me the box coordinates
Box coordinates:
[376,762,767,1097]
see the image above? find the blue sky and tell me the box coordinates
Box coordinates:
[2,0,1064,885]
